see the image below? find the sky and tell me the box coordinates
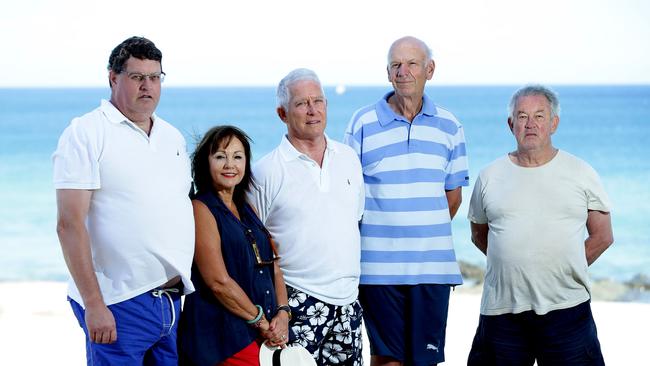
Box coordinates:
[1,0,649,87]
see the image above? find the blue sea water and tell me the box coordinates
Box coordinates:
[1,86,649,282]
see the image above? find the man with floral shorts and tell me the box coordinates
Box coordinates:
[249,68,365,365]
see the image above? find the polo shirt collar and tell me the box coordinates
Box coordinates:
[278,133,336,162]
[100,99,159,125]
[375,91,437,126]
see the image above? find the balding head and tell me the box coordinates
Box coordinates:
[387,36,432,64]
[386,36,435,101]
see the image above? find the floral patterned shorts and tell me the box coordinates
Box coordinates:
[287,286,364,366]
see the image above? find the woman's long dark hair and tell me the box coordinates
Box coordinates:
[191,125,253,209]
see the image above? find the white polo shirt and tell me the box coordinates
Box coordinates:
[52,100,195,307]
[249,135,364,306]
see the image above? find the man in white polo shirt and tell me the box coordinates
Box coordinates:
[53,36,194,365]
[249,68,365,365]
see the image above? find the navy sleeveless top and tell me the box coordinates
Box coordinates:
[178,191,277,366]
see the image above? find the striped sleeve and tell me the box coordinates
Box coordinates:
[443,116,469,190]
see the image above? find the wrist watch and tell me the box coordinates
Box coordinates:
[276,305,292,320]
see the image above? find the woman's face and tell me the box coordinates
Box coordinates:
[208,136,246,192]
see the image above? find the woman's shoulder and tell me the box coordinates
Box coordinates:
[193,191,234,218]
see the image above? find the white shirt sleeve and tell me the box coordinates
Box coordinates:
[343,113,362,158]
[52,118,102,190]
[248,180,268,224]
[583,163,612,212]
[248,158,281,224]
[354,156,365,221]
[467,174,488,224]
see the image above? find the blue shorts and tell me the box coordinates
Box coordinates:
[467,300,604,366]
[359,284,451,365]
[69,287,181,366]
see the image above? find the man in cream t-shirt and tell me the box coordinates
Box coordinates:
[467,84,613,365]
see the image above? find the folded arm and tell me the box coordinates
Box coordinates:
[446,187,462,219]
[585,210,614,265]
[470,222,489,255]
[193,200,286,344]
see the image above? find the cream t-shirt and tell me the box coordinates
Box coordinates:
[468,150,611,315]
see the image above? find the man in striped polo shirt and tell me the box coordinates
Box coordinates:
[343,36,469,366]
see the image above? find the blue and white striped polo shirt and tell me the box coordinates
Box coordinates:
[343,92,469,285]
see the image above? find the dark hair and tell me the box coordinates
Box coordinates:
[191,125,254,208]
[107,36,162,73]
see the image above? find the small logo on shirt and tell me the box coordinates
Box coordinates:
[347,179,351,185]
[426,344,439,352]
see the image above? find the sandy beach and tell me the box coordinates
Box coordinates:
[0,281,647,365]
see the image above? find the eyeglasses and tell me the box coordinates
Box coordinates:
[245,229,279,267]
[122,71,166,83]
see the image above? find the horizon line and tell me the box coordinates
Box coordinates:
[1,82,650,89]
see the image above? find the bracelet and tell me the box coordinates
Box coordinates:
[276,304,292,320]
[246,305,264,325]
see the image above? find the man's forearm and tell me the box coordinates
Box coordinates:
[446,187,462,219]
[470,222,489,255]
[585,234,613,266]
[585,210,614,266]
[57,222,104,306]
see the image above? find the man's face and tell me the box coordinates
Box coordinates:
[387,40,434,99]
[109,56,162,122]
[278,80,327,141]
[508,94,559,152]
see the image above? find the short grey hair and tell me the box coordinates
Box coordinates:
[276,68,324,110]
[509,84,561,119]
[387,36,433,64]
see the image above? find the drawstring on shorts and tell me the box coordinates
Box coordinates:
[151,288,179,331]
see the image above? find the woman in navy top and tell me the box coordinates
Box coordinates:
[178,126,290,366]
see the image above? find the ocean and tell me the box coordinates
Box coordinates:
[1,86,648,282]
